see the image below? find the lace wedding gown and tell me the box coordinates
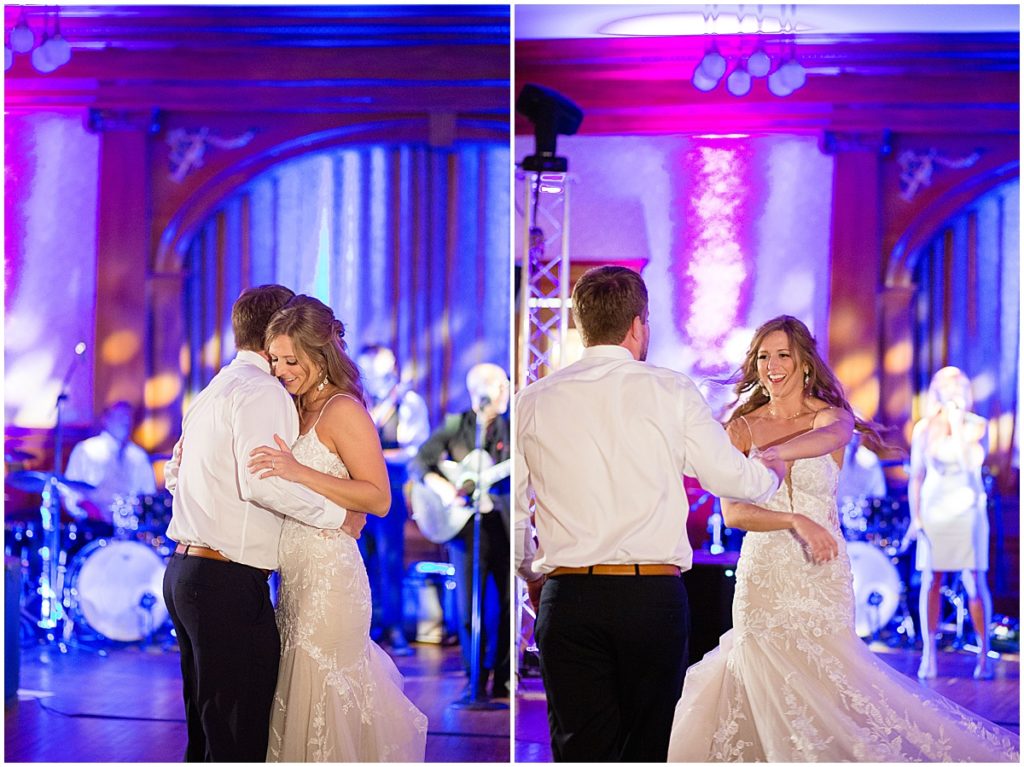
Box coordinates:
[667,454,1019,762]
[267,419,428,762]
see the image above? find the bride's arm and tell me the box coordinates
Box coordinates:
[770,406,854,462]
[719,420,839,564]
[249,397,392,516]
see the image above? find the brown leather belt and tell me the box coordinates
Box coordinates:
[175,543,271,578]
[549,564,681,577]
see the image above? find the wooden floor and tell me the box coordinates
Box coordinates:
[515,645,1020,762]
[5,637,510,763]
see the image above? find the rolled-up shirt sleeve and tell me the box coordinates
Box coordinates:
[233,385,347,530]
[679,381,780,504]
[514,399,540,581]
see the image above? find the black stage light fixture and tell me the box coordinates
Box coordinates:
[516,84,583,173]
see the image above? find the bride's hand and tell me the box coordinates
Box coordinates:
[790,513,839,565]
[341,511,368,540]
[249,435,304,482]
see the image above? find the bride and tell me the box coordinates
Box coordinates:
[248,295,427,762]
[667,315,1018,762]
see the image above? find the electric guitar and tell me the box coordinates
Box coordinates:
[410,449,511,544]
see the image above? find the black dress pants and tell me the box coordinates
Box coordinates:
[535,574,690,762]
[163,553,280,762]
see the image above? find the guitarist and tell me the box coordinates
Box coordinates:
[409,362,511,699]
[356,344,431,656]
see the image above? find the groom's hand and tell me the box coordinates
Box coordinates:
[342,510,368,540]
[526,574,546,614]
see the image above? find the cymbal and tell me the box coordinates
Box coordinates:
[4,447,35,463]
[5,470,96,494]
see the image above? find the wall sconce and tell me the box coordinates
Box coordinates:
[6,8,72,73]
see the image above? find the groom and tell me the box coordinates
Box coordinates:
[514,265,786,762]
[163,284,365,762]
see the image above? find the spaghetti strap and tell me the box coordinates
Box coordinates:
[310,392,360,430]
[810,405,834,430]
[739,415,756,451]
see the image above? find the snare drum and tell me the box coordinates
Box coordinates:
[66,538,169,642]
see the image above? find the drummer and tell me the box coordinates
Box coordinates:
[63,401,156,525]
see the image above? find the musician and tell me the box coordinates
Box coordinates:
[63,401,157,526]
[837,429,887,505]
[409,362,510,699]
[355,344,430,655]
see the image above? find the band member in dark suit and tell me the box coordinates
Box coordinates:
[356,344,430,655]
[409,363,510,699]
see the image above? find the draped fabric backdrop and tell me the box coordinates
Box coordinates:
[181,141,510,426]
[911,178,1019,485]
[910,178,1019,595]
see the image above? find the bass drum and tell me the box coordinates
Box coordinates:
[846,541,901,638]
[67,539,169,642]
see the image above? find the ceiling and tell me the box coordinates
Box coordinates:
[515,4,1021,39]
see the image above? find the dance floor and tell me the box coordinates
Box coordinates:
[5,639,510,762]
[514,645,1021,762]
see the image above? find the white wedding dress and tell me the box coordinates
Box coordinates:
[267,413,428,762]
[668,454,1019,762]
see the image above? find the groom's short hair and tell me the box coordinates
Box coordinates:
[571,266,648,347]
[232,285,295,351]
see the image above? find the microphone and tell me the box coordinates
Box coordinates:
[59,341,88,396]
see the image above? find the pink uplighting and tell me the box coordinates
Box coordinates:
[683,145,749,371]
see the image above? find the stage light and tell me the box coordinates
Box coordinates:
[4,46,12,72]
[516,84,583,173]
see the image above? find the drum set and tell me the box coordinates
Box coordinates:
[839,494,916,641]
[5,462,174,649]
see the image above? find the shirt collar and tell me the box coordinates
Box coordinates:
[580,344,635,361]
[235,349,272,375]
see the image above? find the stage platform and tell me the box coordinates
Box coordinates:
[6,639,510,762]
[515,644,1020,762]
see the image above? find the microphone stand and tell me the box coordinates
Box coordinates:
[39,343,86,650]
[451,408,506,712]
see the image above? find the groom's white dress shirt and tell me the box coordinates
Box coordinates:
[515,345,780,580]
[165,350,347,570]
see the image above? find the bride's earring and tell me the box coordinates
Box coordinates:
[316,374,328,392]
[803,369,810,387]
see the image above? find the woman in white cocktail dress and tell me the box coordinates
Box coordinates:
[905,366,994,680]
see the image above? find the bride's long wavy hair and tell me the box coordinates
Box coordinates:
[724,315,895,453]
[265,295,365,413]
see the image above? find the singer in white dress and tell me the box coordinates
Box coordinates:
[667,317,1018,763]
[249,296,427,763]
[904,366,994,681]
